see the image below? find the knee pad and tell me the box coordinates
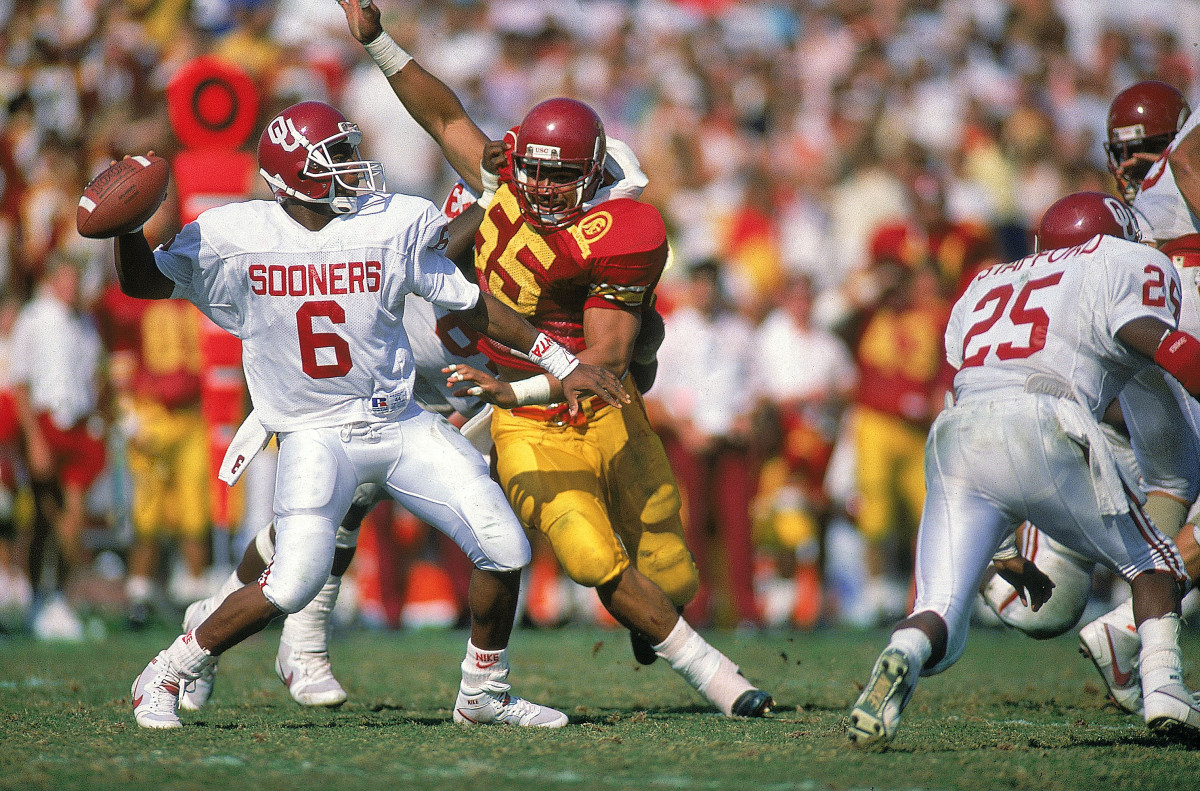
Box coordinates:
[636,531,698,608]
[546,510,626,589]
[1143,492,1190,539]
[449,475,530,572]
[260,514,336,613]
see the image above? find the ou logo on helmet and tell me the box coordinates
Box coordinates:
[1102,196,1141,242]
[267,116,309,153]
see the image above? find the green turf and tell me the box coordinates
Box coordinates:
[0,625,1197,791]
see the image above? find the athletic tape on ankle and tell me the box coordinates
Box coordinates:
[364,31,412,77]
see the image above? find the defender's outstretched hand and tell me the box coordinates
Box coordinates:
[337,0,383,44]
[445,363,630,414]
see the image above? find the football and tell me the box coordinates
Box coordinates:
[76,155,170,238]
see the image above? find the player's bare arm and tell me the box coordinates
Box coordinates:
[338,0,488,191]
[114,230,173,299]
[452,292,630,412]
[444,203,484,275]
[1167,124,1200,219]
[1118,315,1200,396]
[580,305,641,377]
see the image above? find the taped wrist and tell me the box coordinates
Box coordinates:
[992,532,1019,563]
[508,374,553,406]
[527,332,579,381]
[478,164,499,210]
[364,31,412,77]
[1154,330,1200,395]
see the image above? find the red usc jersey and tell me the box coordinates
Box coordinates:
[854,305,951,422]
[96,284,202,410]
[473,183,668,373]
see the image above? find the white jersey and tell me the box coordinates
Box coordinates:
[1133,108,1200,245]
[155,194,480,433]
[403,292,491,418]
[948,234,1180,420]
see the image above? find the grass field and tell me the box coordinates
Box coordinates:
[1,623,1198,791]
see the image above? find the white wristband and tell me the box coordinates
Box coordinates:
[478,164,500,209]
[991,533,1020,563]
[508,374,553,406]
[527,332,580,381]
[364,31,412,77]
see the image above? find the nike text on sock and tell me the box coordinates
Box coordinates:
[461,639,510,692]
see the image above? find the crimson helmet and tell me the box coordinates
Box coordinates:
[511,98,606,231]
[1035,191,1141,252]
[257,101,384,215]
[1105,81,1190,202]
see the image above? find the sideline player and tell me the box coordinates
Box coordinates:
[119,99,628,729]
[979,82,1200,714]
[847,192,1200,749]
[335,0,773,718]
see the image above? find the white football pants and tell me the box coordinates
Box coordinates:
[261,410,530,613]
[914,394,1185,676]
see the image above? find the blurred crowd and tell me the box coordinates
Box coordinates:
[1,0,1197,640]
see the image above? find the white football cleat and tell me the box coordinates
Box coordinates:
[847,648,915,750]
[453,686,567,728]
[131,652,183,729]
[1144,684,1200,741]
[177,598,218,711]
[1079,619,1142,715]
[276,640,347,707]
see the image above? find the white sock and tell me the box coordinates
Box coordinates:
[165,631,217,677]
[888,627,933,670]
[190,571,242,620]
[653,617,754,716]
[281,574,341,654]
[217,570,242,600]
[1138,614,1185,693]
[460,639,510,694]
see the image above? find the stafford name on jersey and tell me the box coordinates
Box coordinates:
[248,260,383,297]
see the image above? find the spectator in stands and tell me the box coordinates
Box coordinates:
[9,253,106,640]
[646,259,761,628]
[0,295,32,628]
[844,252,952,625]
[749,273,857,629]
